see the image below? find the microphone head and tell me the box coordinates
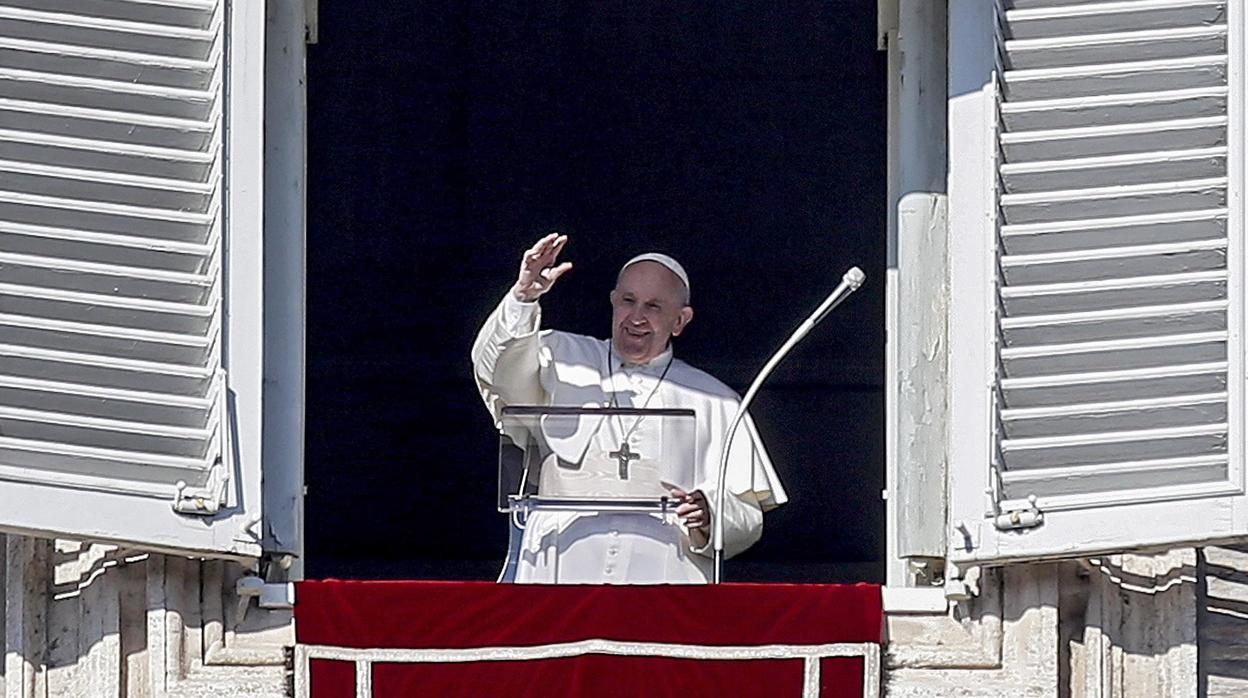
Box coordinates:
[843,266,866,290]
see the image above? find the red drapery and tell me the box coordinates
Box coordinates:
[296,580,882,697]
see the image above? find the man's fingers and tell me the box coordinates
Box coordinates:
[537,232,563,258]
[541,261,573,283]
[549,235,568,260]
[524,233,554,259]
[523,233,558,261]
[523,233,568,272]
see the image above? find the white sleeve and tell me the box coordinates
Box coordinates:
[689,487,763,560]
[471,293,547,426]
[500,293,540,335]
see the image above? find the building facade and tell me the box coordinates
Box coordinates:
[3,0,1248,696]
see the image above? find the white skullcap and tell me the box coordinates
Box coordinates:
[620,252,690,302]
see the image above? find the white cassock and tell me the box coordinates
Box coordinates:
[472,293,788,584]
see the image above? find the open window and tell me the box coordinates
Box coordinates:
[0,0,283,558]
[946,0,1247,564]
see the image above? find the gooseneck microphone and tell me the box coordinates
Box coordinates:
[711,266,866,584]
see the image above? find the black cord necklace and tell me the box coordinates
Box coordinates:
[605,342,675,479]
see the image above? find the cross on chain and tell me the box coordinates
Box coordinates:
[609,442,641,480]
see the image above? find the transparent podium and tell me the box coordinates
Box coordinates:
[496,405,697,582]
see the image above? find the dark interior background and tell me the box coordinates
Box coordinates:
[305,0,886,582]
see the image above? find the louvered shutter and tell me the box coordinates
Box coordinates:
[0,0,263,557]
[947,0,1248,563]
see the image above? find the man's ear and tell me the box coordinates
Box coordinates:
[672,306,694,336]
[609,289,618,306]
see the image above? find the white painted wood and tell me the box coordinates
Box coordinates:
[945,0,997,562]
[886,269,905,585]
[882,586,949,614]
[261,0,306,565]
[891,0,950,569]
[0,0,266,557]
[223,0,265,528]
[946,0,1248,564]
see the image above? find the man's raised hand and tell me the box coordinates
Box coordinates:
[512,233,573,302]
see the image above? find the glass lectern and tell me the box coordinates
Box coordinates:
[496,406,698,581]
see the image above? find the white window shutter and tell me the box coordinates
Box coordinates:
[0,0,264,557]
[948,0,1248,563]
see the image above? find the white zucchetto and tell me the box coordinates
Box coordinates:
[619,253,690,302]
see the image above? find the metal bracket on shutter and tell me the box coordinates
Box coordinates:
[172,456,229,516]
[994,494,1044,531]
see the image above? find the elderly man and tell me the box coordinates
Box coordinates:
[472,233,786,583]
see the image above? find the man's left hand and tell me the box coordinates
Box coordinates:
[667,486,709,532]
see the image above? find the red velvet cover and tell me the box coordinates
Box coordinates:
[296,580,882,697]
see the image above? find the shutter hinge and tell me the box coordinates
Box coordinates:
[172,456,229,516]
[993,494,1043,531]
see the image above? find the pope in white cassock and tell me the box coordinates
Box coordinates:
[472,234,788,583]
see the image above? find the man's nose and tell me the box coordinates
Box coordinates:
[627,307,647,324]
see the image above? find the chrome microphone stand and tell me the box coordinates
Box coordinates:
[712,266,866,584]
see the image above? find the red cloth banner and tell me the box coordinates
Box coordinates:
[295,581,882,697]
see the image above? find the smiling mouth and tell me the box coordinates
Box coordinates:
[623,326,649,338]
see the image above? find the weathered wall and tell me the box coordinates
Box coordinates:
[1,534,291,698]
[885,549,1221,698]
[1200,545,1248,697]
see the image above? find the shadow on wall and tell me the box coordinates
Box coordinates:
[1200,545,1248,697]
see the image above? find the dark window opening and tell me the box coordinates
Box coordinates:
[306,0,886,583]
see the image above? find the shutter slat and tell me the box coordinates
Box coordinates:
[0,371,214,404]
[0,128,213,180]
[0,436,211,483]
[1001,86,1227,130]
[998,453,1229,499]
[1004,54,1226,101]
[0,7,218,58]
[1001,116,1226,160]
[0,37,217,87]
[1000,272,1227,315]
[1001,208,1227,253]
[1005,25,1227,69]
[1000,146,1226,191]
[0,225,211,273]
[0,0,223,499]
[0,407,212,458]
[0,97,214,149]
[0,1,218,28]
[1000,177,1227,222]
[1001,330,1227,376]
[0,348,211,395]
[1000,238,1226,284]
[1001,423,1227,474]
[1001,391,1227,437]
[1005,1,1226,40]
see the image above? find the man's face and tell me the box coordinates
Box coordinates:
[610,261,694,365]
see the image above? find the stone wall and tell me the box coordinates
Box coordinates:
[1,535,291,698]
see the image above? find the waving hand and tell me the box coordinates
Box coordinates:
[512,233,573,302]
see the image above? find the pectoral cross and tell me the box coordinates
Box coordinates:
[610,442,641,480]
